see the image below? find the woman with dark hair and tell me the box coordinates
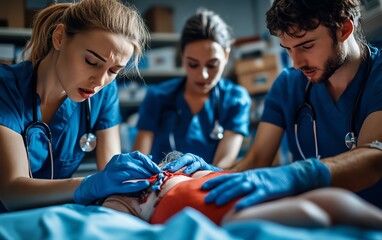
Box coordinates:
[133,9,251,168]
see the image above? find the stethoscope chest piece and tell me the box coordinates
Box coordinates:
[295,45,373,158]
[209,120,224,140]
[80,132,97,152]
[79,98,96,152]
[344,132,357,149]
[166,79,224,151]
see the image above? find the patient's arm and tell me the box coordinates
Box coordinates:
[301,188,382,229]
[102,195,139,216]
[102,192,158,222]
[221,196,330,228]
[221,188,382,229]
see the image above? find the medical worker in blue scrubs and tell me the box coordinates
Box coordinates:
[133,9,251,168]
[200,0,382,210]
[0,0,162,212]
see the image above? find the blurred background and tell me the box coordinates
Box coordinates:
[1,0,382,174]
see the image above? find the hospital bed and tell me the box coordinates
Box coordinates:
[0,204,381,240]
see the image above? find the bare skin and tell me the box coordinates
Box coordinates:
[102,170,382,228]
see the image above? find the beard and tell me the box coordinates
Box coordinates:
[318,41,347,83]
[301,40,348,83]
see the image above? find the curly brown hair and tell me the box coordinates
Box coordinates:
[266,0,366,51]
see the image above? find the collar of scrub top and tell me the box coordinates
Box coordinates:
[24,60,97,179]
[167,78,224,151]
[294,44,373,160]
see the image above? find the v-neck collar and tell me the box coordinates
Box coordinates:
[311,59,368,118]
[36,96,80,141]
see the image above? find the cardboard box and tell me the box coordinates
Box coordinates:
[237,68,279,95]
[0,0,25,27]
[233,39,267,59]
[144,6,173,33]
[235,54,278,76]
[146,46,176,70]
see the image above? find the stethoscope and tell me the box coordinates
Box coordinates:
[294,45,372,160]
[163,78,224,151]
[23,60,96,179]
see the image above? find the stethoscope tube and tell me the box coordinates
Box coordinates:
[79,99,97,152]
[209,86,224,140]
[24,60,96,179]
[294,45,373,159]
[167,79,224,151]
[344,46,372,149]
[24,60,54,179]
[294,82,319,159]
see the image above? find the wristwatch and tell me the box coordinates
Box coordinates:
[363,140,382,151]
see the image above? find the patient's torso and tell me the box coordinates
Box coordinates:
[150,171,239,225]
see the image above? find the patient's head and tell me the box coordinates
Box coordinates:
[103,151,184,220]
[158,151,189,173]
[158,151,184,168]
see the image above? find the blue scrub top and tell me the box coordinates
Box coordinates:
[0,61,121,179]
[137,78,251,164]
[261,46,382,208]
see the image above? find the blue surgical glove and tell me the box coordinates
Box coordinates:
[74,151,161,205]
[202,158,331,211]
[162,153,222,175]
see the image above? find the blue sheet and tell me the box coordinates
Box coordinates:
[0,204,381,240]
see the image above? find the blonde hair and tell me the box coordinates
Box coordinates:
[23,0,149,77]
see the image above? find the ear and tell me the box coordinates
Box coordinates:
[338,18,353,42]
[52,24,65,51]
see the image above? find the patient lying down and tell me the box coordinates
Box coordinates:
[102,151,382,228]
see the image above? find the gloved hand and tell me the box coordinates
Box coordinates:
[74,151,161,205]
[162,153,222,175]
[202,158,331,211]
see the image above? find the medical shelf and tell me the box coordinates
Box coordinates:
[0,27,32,45]
[0,28,179,44]
[0,27,32,37]
[148,32,179,47]
[139,68,185,84]
[138,32,183,84]
[140,67,184,77]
